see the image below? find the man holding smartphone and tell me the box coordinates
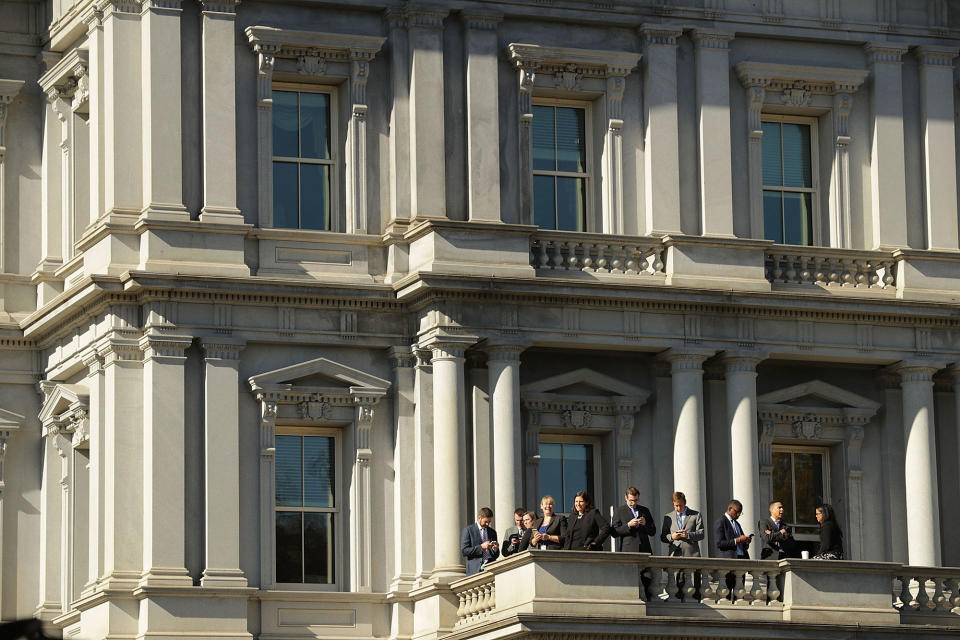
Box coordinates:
[461,507,500,575]
[501,508,528,557]
[713,499,752,599]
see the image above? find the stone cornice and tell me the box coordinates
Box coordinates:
[461,9,502,31]
[864,42,910,65]
[914,45,959,68]
[639,24,683,47]
[245,26,386,63]
[507,43,641,78]
[734,61,869,94]
[690,29,735,49]
[38,48,88,95]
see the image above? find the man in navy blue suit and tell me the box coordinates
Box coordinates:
[713,499,752,598]
[461,507,500,575]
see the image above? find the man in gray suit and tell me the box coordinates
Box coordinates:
[501,508,528,557]
[659,491,704,600]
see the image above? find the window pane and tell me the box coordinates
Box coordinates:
[273,91,299,157]
[793,453,824,526]
[304,513,335,584]
[772,452,793,524]
[555,107,586,173]
[556,177,585,232]
[533,175,556,229]
[782,123,812,188]
[783,192,813,246]
[304,436,335,508]
[275,511,302,583]
[273,162,299,229]
[276,435,303,507]
[300,164,330,230]
[562,444,593,514]
[300,92,330,160]
[763,190,783,244]
[539,443,563,511]
[761,121,782,186]
[532,106,555,171]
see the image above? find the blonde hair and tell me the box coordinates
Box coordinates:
[540,495,555,506]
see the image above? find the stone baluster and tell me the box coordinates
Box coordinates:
[916,576,931,610]
[565,241,579,270]
[766,569,781,602]
[537,241,549,269]
[582,244,595,271]
[596,245,609,272]
[664,567,679,601]
[550,241,564,269]
[700,568,717,603]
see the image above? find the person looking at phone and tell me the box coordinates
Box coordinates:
[714,499,752,599]
[501,508,528,557]
[461,507,500,575]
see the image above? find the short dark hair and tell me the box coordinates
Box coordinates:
[672,491,686,502]
[625,486,640,497]
[514,508,526,517]
[726,499,743,511]
[477,507,493,518]
[769,499,783,508]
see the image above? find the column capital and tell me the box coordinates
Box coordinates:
[199,337,245,360]
[141,0,183,12]
[139,333,192,361]
[97,337,143,366]
[658,347,716,372]
[97,0,143,15]
[196,0,239,14]
[461,9,502,31]
[482,341,529,363]
[915,45,959,68]
[419,333,476,361]
[864,42,909,65]
[721,350,769,374]
[639,24,683,47]
[405,4,448,29]
[888,360,946,384]
[691,29,734,50]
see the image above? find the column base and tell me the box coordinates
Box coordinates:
[428,564,466,584]
[199,207,244,224]
[200,568,248,588]
[140,205,190,222]
[100,570,144,591]
[140,567,194,588]
[34,602,63,622]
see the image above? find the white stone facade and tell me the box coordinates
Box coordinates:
[1,0,960,639]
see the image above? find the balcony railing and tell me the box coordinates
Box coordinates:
[530,231,666,276]
[449,551,960,633]
[764,246,897,290]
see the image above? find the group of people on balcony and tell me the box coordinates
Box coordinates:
[461,488,844,575]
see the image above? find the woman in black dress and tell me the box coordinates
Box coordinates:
[562,491,611,551]
[813,504,844,559]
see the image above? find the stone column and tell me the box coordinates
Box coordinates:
[895,361,943,566]
[917,46,959,251]
[428,338,470,579]
[200,338,247,587]
[140,0,187,220]
[864,43,909,249]
[0,79,25,271]
[602,72,629,235]
[198,0,241,221]
[467,352,491,514]
[351,395,382,592]
[0,416,22,615]
[516,61,536,226]
[463,10,503,222]
[346,55,374,234]
[139,332,192,586]
[692,30,735,238]
[831,91,854,248]
[407,5,449,219]
[84,8,104,226]
[659,348,714,532]
[724,352,766,558]
[413,348,435,580]
[878,372,907,562]
[486,344,525,532]
[101,0,143,218]
[36,423,64,620]
[99,334,144,591]
[389,348,417,590]
[38,87,67,276]
[640,25,683,236]
[80,350,104,594]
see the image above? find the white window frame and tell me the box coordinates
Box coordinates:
[273,426,342,590]
[771,444,831,543]
[531,98,594,232]
[760,114,821,247]
[270,83,339,232]
[537,433,603,515]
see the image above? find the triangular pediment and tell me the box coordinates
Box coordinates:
[757,380,880,411]
[0,407,24,430]
[248,357,390,393]
[38,383,89,424]
[521,368,650,402]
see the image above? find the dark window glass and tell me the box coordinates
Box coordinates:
[555,107,586,173]
[273,162,299,229]
[782,123,812,188]
[762,120,814,245]
[304,513,335,584]
[763,190,783,244]
[273,91,299,157]
[539,443,563,508]
[761,121,782,186]
[532,105,555,171]
[539,442,594,513]
[300,92,330,160]
[304,436,335,508]
[783,192,812,246]
[300,164,330,231]
[275,511,302,583]
[772,449,826,535]
[556,177,586,232]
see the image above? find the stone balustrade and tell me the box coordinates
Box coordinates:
[454,572,496,627]
[530,231,666,276]
[764,246,897,289]
[447,551,960,631]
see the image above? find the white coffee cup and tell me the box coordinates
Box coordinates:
[801,550,810,559]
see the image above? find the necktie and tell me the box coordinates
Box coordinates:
[733,520,745,556]
[631,507,638,519]
[678,512,684,529]
[480,527,490,562]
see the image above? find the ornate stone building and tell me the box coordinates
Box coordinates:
[1,0,960,638]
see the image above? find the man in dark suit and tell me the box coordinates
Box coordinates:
[758,499,792,600]
[713,499,752,599]
[460,507,499,575]
[501,508,527,557]
[611,487,656,552]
